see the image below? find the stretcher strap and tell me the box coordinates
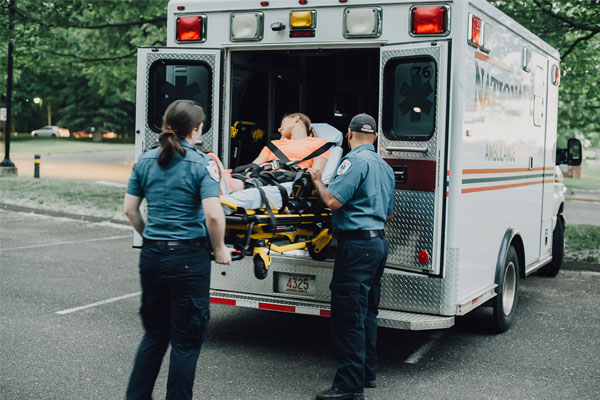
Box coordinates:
[266,141,335,169]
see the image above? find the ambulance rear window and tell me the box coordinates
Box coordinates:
[382,56,437,141]
[148,60,212,133]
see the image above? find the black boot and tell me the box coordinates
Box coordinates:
[315,387,365,400]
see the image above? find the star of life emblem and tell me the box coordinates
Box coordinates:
[337,159,352,175]
[206,159,220,182]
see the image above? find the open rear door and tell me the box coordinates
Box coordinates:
[379,41,449,275]
[133,47,222,245]
[135,47,222,157]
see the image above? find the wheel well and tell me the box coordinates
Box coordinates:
[510,235,526,279]
[558,202,564,215]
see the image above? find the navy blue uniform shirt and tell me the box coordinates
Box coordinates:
[327,144,395,231]
[126,140,220,240]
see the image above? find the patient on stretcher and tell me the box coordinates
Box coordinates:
[230,112,331,192]
[221,113,343,213]
[216,116,344,278]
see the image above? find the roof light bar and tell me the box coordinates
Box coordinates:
[410,5,449,36]
[343,7,382,38]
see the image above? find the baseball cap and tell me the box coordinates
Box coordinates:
[348,113,377,134]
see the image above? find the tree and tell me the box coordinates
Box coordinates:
[0,0,167,136]
[489,0,600,147]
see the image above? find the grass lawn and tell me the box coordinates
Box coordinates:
[564,160,600,191]
[564,224,600,263]
[0,177,126,221]
[5,137,134,155]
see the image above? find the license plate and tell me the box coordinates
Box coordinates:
[276,273,316,296]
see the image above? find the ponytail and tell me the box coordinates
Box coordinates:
[158,100,206,168]
[157,129,186,167]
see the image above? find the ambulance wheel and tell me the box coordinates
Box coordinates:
[308,242,329,261]
[538,217,564,277]
[492,246,520,333]
[253,255,268,280]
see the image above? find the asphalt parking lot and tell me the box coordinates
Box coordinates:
[1,209,599,400]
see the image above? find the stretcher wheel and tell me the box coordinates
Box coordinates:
[253,255,268,280]
[308,243,329,261]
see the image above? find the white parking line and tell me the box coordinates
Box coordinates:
[56,292,141,315]
[0,235,131,251]
[404,331,444,364]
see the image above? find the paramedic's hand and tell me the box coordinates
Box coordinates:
[213,245,232,265]
[307,167,322,184]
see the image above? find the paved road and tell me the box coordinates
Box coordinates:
[564,199,600,226]
[1,210,599,400]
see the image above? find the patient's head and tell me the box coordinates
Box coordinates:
[279,112,316,139]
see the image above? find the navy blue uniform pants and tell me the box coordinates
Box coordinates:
[330,236,388,393]
[126,242,211,400]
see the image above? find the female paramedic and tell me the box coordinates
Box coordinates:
[123,100,231,400]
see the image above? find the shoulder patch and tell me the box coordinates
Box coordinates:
[337,159,352,175]
[206,159,220,182]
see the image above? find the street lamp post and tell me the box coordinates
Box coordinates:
[1,0,18,176]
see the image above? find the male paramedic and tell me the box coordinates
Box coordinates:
[308,113,395,400]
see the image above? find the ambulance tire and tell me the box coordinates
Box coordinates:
[538,217,564,277]
[253,255,268,280]
[492,246,520,333]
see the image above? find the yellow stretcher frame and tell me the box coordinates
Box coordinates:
[221,197,333,279]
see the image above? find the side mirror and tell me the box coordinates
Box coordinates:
[556,138,582,166]
[567,138,582,166]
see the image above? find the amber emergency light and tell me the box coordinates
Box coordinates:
[176,16,205,42]
[290,10,315,28]
[411,6,448,35]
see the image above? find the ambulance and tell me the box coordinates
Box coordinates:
[134,0,582,331]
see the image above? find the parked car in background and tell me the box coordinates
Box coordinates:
[73,126,118,139]
[31,126,70,138]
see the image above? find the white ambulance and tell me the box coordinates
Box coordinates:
[134,0,582,332]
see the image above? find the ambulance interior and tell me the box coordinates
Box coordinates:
[227,48,380,168]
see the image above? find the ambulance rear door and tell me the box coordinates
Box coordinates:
[135,47,222,158]
[133,47,222,246]
[379,41,450,275]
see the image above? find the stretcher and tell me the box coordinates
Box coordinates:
[220,123,343,279]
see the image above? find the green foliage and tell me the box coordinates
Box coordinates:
[564,224,600,263]
[489,0,600,147]
[1,0,598,146]
[0,0,168,135]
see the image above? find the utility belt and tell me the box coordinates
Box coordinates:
[336,229,385,240]
[143,237,206,248]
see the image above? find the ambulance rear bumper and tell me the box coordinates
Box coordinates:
[210,290,455,331]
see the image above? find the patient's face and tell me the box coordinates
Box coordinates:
[278,117,295,139]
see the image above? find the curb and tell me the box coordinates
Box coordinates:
[0,203,129,226]
[563,261,600,272]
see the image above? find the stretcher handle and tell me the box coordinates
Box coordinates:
[230,244,245,261]
[210,244,245,261]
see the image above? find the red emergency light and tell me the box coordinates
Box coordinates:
[176,16,204,42]
[552,64,560,86]
[469,14,482,47]
[411,6,448,35]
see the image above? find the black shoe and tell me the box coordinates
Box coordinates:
[365,380,376,388]
[316,386,365,400]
